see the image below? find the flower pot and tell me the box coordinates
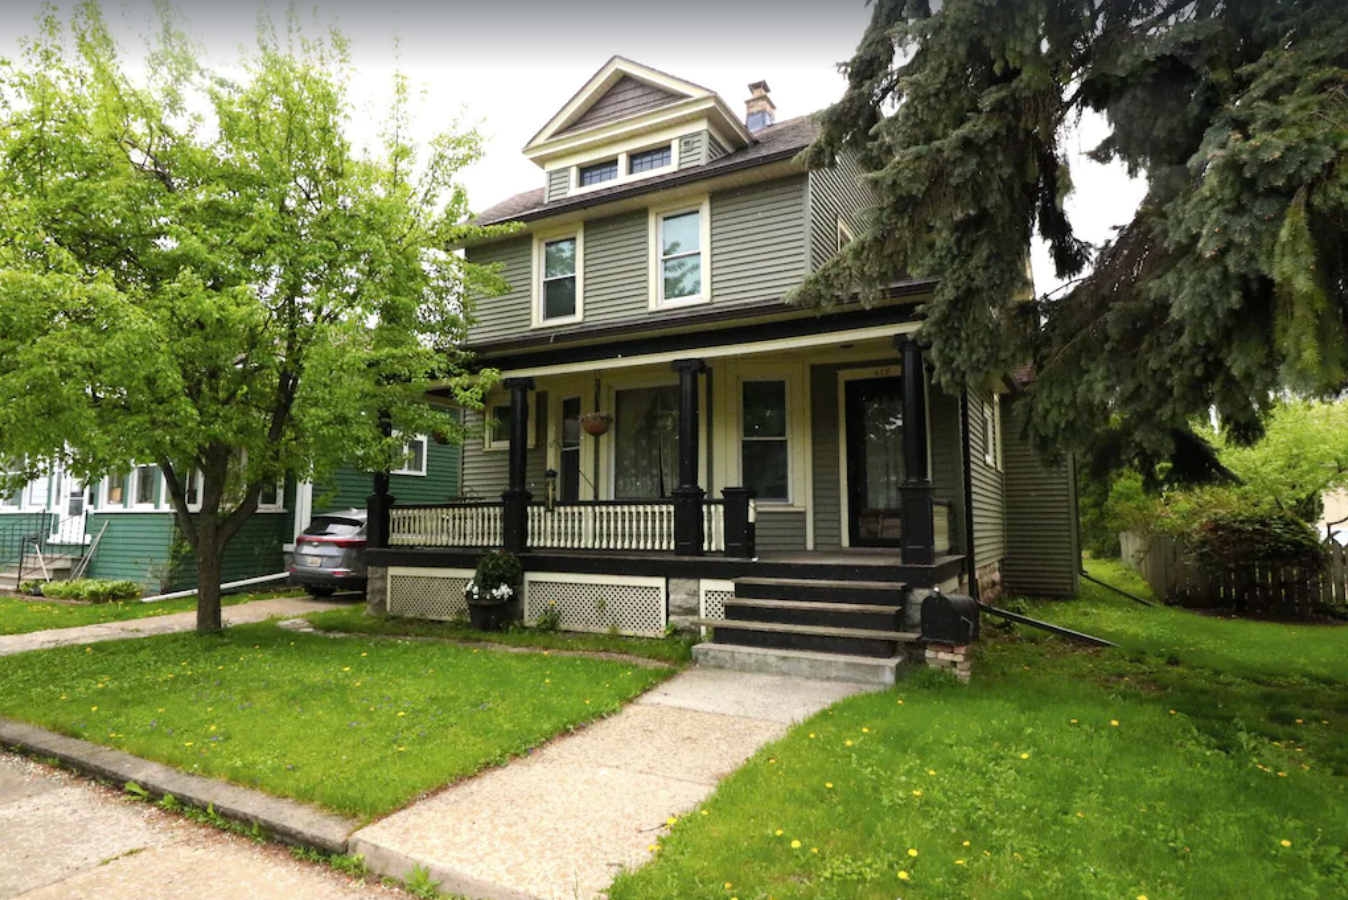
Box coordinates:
[468,599,518,632]
[432,431,452,446]
[580,412,613,436]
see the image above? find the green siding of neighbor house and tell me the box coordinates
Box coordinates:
[465,175,810,344]
[807,151,873,271]
[969,383,1006,569]
[0,512,55,566]
[460,394,550,499]
[81,513,175,588]
[1001,399,1081,597]
[314,441,462,513]
[168,513,291,591]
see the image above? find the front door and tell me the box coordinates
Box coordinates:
[49,466,90,545]
[845,376,905,547]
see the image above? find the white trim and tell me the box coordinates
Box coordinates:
[392,435,429,477]
[544,380,597,502]
[499,321,922,381]
[725,363,807,511]
[293,480,314,543]
[600,372,683,501]
[982,400,997,467]
[648,196,712,310]
[566,138,679,198]
[257,479,286,512]
[836,216,854,251]
[131,464,160,510]
[482,391,538,453]
[532,225,585,328]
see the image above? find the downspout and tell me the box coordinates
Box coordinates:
[959,388,979,602]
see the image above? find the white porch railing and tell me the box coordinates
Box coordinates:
[388,499,728,553]
[389,503,503,548]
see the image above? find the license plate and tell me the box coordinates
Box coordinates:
[305,556,324,568]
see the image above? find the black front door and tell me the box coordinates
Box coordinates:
[845,376,905,547]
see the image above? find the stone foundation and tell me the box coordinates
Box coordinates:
[667,577,700,633]
[366,565,388,616]
[924,643,972,682]
[975,562,1002,603]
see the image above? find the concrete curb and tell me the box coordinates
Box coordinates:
[0,717,358,854]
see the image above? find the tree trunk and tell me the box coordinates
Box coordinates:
[195,536,225,635]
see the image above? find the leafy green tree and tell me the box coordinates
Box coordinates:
[0,3,504,633]
[797,0,1348,479]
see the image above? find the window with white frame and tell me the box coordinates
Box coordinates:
[536,232,581,324]
[628,145,671,174]
[982,399,1000,469]
[133,465,159,507]
[104,471,128,507]
[483,394,537,452]
[0,476,22,508]
[741,380,790,502]
[654,204,706,306]
[257,479,284,511]
[578,158,618,187]
[392,436,428,476]
[182,469,203,510]
[572,141,676,193]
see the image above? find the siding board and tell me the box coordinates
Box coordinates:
[559,76,682,134]
[460,394,549,499]
[756,511,808,553]
[467,237,532,344]
[545,169,570,204]
[807,151,873,271]
[968,384,1006,569]
[1002,398,1080,597]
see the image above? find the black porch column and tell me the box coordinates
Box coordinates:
[367,411,396,549]
[501,377,534,553]
[896,335,936,565]
[671,359,706,556]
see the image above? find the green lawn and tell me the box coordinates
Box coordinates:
[304,605,695,664]
[610,562,1348,900]
[0,622,671,819]
[0,590,294,636]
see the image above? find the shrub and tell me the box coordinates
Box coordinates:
[40,579,143,603]
[466,550,522,606]
[1188,510,1327,574]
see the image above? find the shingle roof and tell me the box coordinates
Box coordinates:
[473,115,819,227]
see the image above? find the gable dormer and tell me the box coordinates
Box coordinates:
[527,57,755,204]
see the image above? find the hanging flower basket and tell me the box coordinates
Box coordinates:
[580,412,614,436]
[432,430,453,446]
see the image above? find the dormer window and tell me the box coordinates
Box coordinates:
[629,146,671,175]
[578,159,618,187]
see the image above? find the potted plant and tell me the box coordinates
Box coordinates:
[580,411,613,436]
[465,549,523,632]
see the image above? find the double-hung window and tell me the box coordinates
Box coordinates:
[133,465,159,508]
[393,436,428,476]
[536,230,582,325]
[653,202,707,307]
[741,381,790,503]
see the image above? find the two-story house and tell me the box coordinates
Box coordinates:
[365,58,1080,683]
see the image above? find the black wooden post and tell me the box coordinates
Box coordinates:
[367,411,395,549]
[896,335,935,565]
[501,377,534,553]
[671,359,706,556]
[722,487,756,558]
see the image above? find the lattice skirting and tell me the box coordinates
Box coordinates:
[524,573,667,637]
[698,579,735,638]
[386,567,474,621]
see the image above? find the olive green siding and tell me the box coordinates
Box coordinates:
[755,511,808,553]
[465,176,810,344]
[545,169,570,204]
[928,385,967,555]
[969,383,1006,568]
[709,175,808,306]
[677,130,728,170]
[467,237,533,345]
[81,513,175,588]
[0,512,55,566]
[1002,399,1080,597]
[459,393,549,499]
[807,151,872,271]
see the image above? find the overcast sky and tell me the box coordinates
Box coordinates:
[0,0,1145,294]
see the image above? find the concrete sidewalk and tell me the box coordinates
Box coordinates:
[350,668,877,900]
[0,753,387,900]
[0,597,345,658]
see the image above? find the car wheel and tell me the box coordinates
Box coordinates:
[307,586,337,598]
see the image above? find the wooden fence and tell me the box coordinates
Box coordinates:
[1120,531,1348,616]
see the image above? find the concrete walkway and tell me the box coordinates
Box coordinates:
[0,597,345,658]
[0,753,390,900]
[350,669,877,900]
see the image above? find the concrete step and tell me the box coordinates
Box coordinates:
[734,577,906,605]
[723,598,903,631]
[692,618,921,659]
[692,642,906,687]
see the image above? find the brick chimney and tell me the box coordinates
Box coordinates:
[745,80,775,133]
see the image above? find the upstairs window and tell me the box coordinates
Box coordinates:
[656,206,705,305]
[578,159,618,187]
[629,146,671,174]
[541,236,579,321]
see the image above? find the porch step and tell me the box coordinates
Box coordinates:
[692,643,906,687]
[691,618,921,659]
[733,577,907,606]
[724,598,903,631]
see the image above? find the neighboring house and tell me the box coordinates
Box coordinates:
[0,434,460,593]
[1320,489,1348,544]
[365,57,1080,680]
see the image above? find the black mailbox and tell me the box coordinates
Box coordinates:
[920,592,980,645]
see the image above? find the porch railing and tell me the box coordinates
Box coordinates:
[389,498,729,553]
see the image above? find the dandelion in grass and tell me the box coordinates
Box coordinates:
[790,840,801,849]
[1280,839,1292,847]
[897,870,910,881]
[955,859,966,865]
[1020,752,1030,760]
[845,740,854,747]
[912,789,923,797]
[825,782,833,789]
[1111,719,1120,727]
[908,848,918,857]
[775,829,784,836]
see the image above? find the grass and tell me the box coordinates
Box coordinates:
[0,590,297,636]
[609,562,1348,900]
[0,621,671,819]
[303,605,695,664]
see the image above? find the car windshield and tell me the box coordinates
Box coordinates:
[304,516,364,538]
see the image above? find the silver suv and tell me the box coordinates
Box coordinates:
[291,509,368,597]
